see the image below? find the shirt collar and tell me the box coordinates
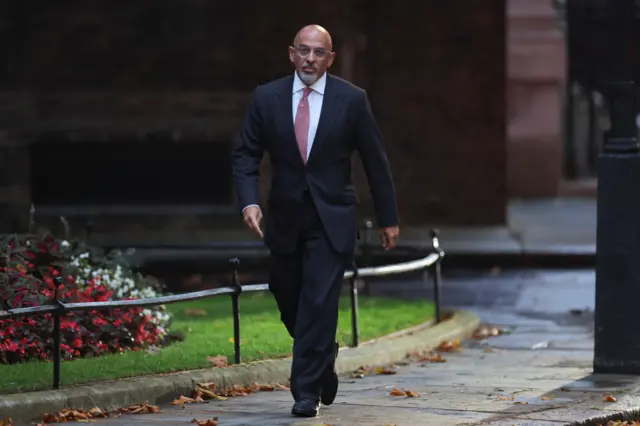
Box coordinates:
[292,72,327,95]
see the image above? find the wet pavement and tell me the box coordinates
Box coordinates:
[61,269,640,425]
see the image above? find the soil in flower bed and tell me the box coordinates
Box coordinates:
[0,292,434,393]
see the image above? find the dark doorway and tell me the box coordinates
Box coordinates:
[30,136,232,206]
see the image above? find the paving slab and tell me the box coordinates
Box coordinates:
[54,345,631,426]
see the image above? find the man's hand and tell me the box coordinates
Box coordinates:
[379,225,400,251]
[242,206,264,238]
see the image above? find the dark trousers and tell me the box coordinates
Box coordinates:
[268,193,350,401]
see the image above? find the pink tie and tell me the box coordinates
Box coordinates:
[294,87,313,164]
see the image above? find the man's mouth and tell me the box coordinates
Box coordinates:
[302,66,315,73]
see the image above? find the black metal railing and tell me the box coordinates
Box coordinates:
[0,229,445,390]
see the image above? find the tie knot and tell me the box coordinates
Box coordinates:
[303,87,313,98]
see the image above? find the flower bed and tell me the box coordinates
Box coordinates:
[0,231,171,364]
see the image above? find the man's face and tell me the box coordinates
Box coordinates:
[289,31,335,86]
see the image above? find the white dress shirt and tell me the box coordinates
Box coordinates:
[242,72,327,212]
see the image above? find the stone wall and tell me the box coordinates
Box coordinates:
[0,0,506,239]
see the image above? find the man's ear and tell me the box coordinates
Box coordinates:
[327,51,336,68]
[288,46,296,64]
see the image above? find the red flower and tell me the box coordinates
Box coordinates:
[0,232,167,365]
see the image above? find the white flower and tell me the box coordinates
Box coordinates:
[67,250,172,332]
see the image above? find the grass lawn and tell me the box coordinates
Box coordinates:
[0,292,434,393]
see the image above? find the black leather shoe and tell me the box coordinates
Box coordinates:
[320,341,339,406]
[291,399,320,417]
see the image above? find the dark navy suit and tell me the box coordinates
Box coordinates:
[232,73,398,401]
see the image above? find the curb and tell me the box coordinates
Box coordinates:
[568,408,640,426]
[0,310,480,424]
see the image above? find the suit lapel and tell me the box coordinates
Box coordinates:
[307,74,342,164]
[275,75,297,149]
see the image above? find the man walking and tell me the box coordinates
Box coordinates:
[232,24,399,417]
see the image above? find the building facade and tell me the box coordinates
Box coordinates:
[0,1,507,242]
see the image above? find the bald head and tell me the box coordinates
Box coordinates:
[293,25,333,51]
[289,24,336,86]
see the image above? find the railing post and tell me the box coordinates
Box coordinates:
[349,261,360,348]
[430,229,444,324]
[52,276,64,389]
[228,258,242,364]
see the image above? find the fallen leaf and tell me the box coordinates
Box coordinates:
[497,395,515,401]
[191,417,219,426]
[219,385,253,397]
[41,407,115,423]
[193,380,290,403]
[120,402,161,414]
[472,325,506,340]
[407,350,447,363]
[514,401,528,405]
[88,407,108,417]
[389,388,419,397]
[207,355,228,368]
[184,308,207,317]
[390,388,407,396]
[251,382,275,392]
[171,395,205,407]
[422,352,447,363]
[540,396,554,400]
[603,394,617,402]
[483,346,497,353]
[195,386,228,401]
[438,340,462,352]
[350,365,370,378]
[376,366,397,375]
[0,418,13,426]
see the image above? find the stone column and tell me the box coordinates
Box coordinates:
[507,0,566,197]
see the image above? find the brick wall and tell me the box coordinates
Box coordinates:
[366,0,507,225]
[0,0,506,238]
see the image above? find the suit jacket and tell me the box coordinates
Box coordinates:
[231,73,398,255]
